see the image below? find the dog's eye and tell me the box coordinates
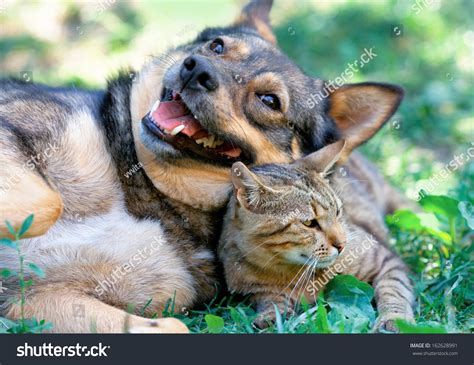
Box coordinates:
[302,219,321,229]
[257,94,280,111]
[209,38,224,54]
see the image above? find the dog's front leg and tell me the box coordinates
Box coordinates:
[5,287,188,333]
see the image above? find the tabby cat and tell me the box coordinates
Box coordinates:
[218,141,415,332]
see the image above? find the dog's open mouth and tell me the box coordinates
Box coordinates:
[142,88,247,164]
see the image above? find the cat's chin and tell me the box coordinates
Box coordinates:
[313,258,337,268]
[283,252,338,268]
[307,253,339,268]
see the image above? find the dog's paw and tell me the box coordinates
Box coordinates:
[127,317,189,334]
[373,312,414,333]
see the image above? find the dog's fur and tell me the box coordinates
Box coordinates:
[0,0,404,333]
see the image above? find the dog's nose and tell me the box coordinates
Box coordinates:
[180,55,219,92]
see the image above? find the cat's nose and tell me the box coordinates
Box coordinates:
[327,226,346,254]
[332,241,345,254]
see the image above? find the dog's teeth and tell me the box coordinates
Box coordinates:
[170,125,185,136]
[151,100,160,113]
[207,135,215,148]
[196,138,205,145]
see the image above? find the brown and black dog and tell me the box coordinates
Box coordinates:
[0,0,403,332]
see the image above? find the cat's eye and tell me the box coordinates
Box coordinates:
[302,219,321,229]
[257,93,281,111]
[210,38,224,54]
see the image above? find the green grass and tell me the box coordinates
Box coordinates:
[0,216,52,334]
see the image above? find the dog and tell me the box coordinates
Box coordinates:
[0,0,403,333]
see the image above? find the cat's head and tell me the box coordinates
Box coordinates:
[229,140,347,270]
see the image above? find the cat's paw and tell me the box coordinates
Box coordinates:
[253,311,276,329]
[373,312,414,333]
[253,308,295,329]
[127,317,189,334]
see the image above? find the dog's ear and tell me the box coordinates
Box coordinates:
[231,162,275,212]
[234,0,276,44]
[327,82,403,162]
[295,140,346,175]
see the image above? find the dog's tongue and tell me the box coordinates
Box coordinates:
[150,100,242,158]
[151,101,202,137]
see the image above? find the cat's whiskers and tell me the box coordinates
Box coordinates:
[288,257,314,303]
[260,252,282,270]
[297,260,318,305]
[295,258,318,305]
[279,257,312,295]
[237,240,273,260]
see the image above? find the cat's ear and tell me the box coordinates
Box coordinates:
[327,82,403,162]
[233,0,276,44]
[296,140,346,175]
[231,162,272,212]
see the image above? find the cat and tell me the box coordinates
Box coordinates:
[218,141,415,332]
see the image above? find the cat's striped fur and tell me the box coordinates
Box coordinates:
[219,141,415,332]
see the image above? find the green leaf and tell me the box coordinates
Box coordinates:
[0,238,17,250]
[396,319,447,334]
[204,314,224,334]
[419,195,460,219]
[458,201,474,230]
[325,275,374,306]
[387,210,451,243]
[418,213,452,243]
[314,293,330,333]
[28,263,45,278]
[325,275,375,326]
[24,279,34,287]
[4,220,16,236]
[229,307,241,325]
[273,304,285,333]
[0,268,17,278]
[19,214,34,237]
[386,210,423,230]
[300,295,309,311]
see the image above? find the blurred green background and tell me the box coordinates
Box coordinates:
[0,0,472,333]
[1,0,472,199]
